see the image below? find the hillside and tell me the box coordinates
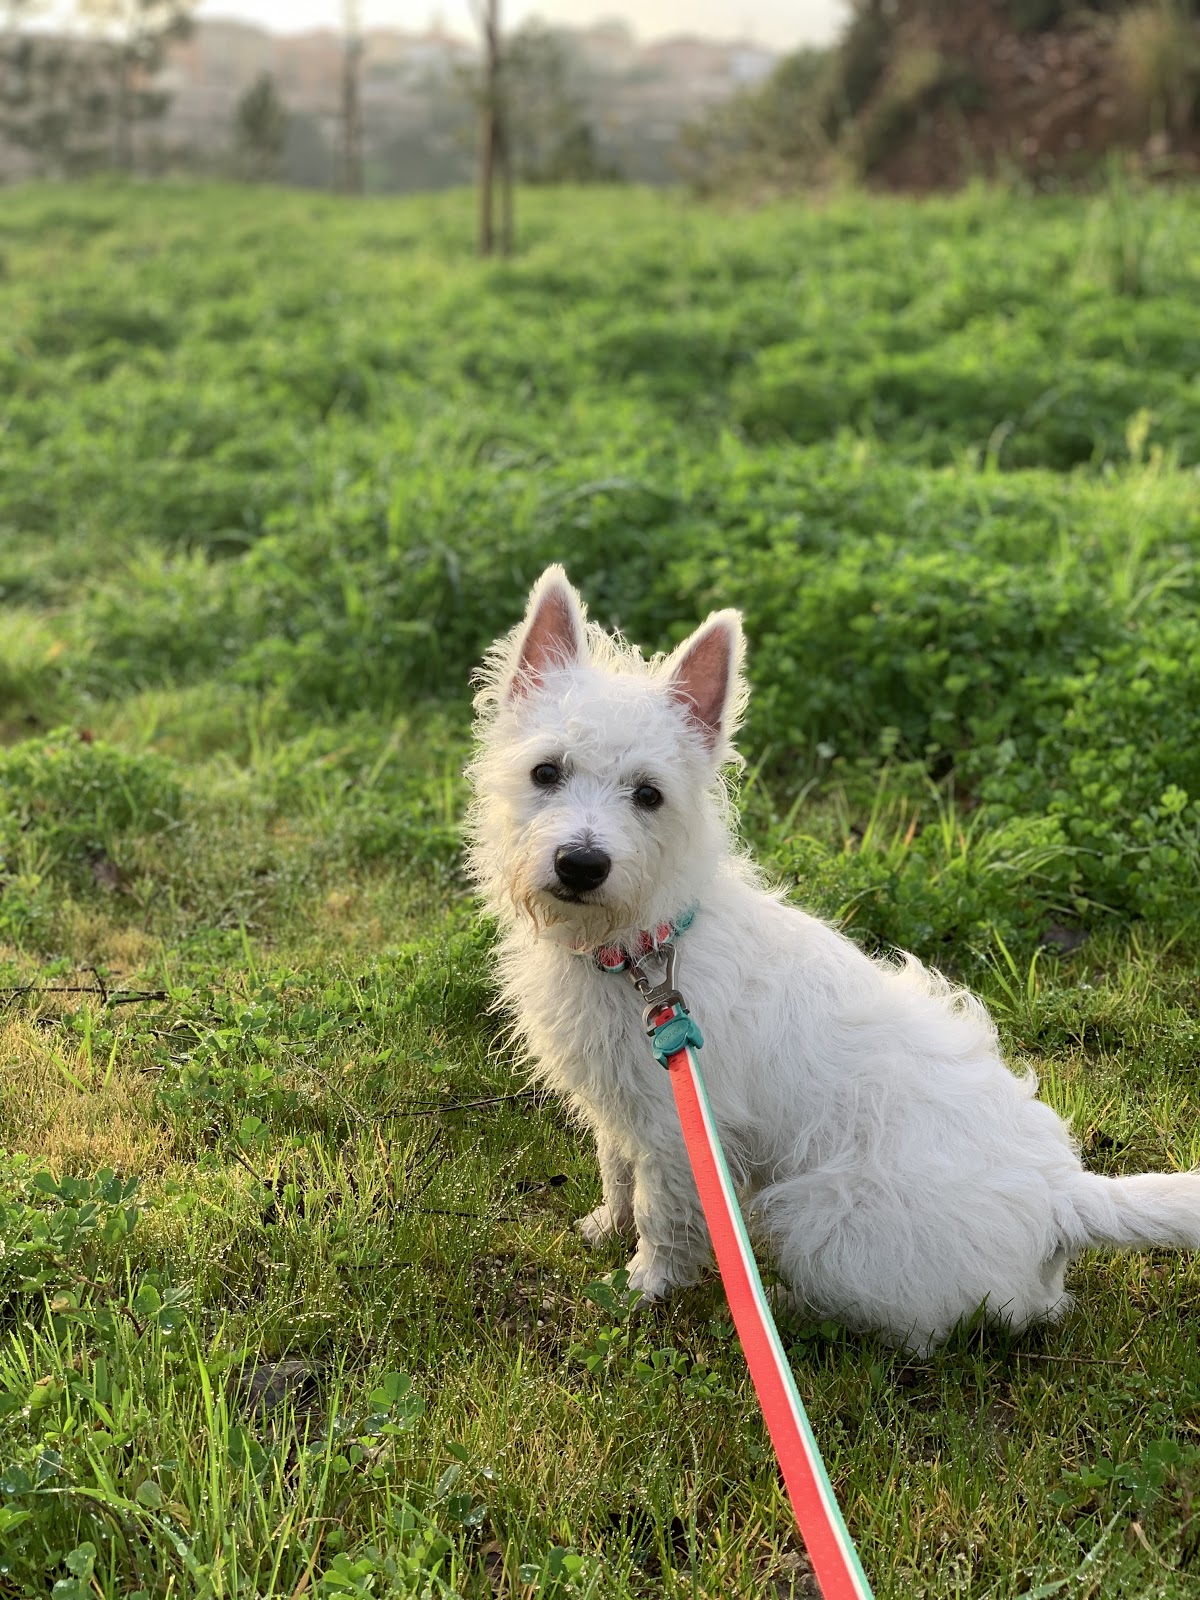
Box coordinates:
[853,0,1200,188]
[695,0,1200,192]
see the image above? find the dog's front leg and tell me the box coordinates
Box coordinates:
[625,1147,711,1300]
[578,1132,635,1247]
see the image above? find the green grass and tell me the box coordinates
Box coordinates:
[1,176,1200,1597]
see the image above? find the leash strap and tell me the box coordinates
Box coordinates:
[639,987,874,1598]
[659,1015,872,1600]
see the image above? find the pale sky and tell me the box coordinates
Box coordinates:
[194,0,847,52]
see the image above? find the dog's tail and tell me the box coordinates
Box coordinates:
[1061,1170,1200,1252]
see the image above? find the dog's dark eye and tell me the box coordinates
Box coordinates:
[531,762,561,788]
[632,783,663,810]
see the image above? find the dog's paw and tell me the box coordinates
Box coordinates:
[624,1252,682,1303]
[577,1204,624,1248]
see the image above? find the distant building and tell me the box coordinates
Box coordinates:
[0,14,777,189]
[574,20,640,75]
[730,46,776,87]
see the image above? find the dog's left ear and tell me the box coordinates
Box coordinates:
[666,610,745,754]
[509,565,586,699]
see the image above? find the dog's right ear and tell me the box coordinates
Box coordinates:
[508,566,586,699]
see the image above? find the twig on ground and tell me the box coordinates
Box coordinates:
[304,1064,372,1126]
[229,1145,270,1190]
[288,1526,326,1600]
[385,1089,545,1115]
[415,1207,520,1222]
[892,1349,1140,1379]
[402,1128,449,1204]
[1013,1351,1144,1368]
[0,984,169,1005]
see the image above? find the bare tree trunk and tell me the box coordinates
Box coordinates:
[498,105,513,256]
[340,0,363,193]
[114,50,131,171]
[478,50,494,256]
[477,0,511,257]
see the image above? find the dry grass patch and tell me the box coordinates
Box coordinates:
[0,1015,171,1174]
[48,910,161,974]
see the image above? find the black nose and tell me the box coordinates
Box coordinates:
[554,845,611,893]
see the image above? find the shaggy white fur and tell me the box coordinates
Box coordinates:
[466,566,1200,1351]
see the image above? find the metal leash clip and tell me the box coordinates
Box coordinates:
[625,941,685,1035]
[625,941,704,1067]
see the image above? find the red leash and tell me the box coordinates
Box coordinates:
[613,930,873,1600]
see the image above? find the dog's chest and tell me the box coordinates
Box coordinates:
[506,947,675,1129]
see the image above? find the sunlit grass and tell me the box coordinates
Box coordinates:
[2,179,1200,1596]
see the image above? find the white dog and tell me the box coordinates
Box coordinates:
[466,566,1200,1350]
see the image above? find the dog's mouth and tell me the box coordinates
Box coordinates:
[546,885,603,905]
[520,884,640,949]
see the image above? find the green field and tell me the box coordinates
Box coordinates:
[2,176,1200,1598]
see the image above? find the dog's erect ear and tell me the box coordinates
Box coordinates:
[666,610,745,752]
[509,566,586,699]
